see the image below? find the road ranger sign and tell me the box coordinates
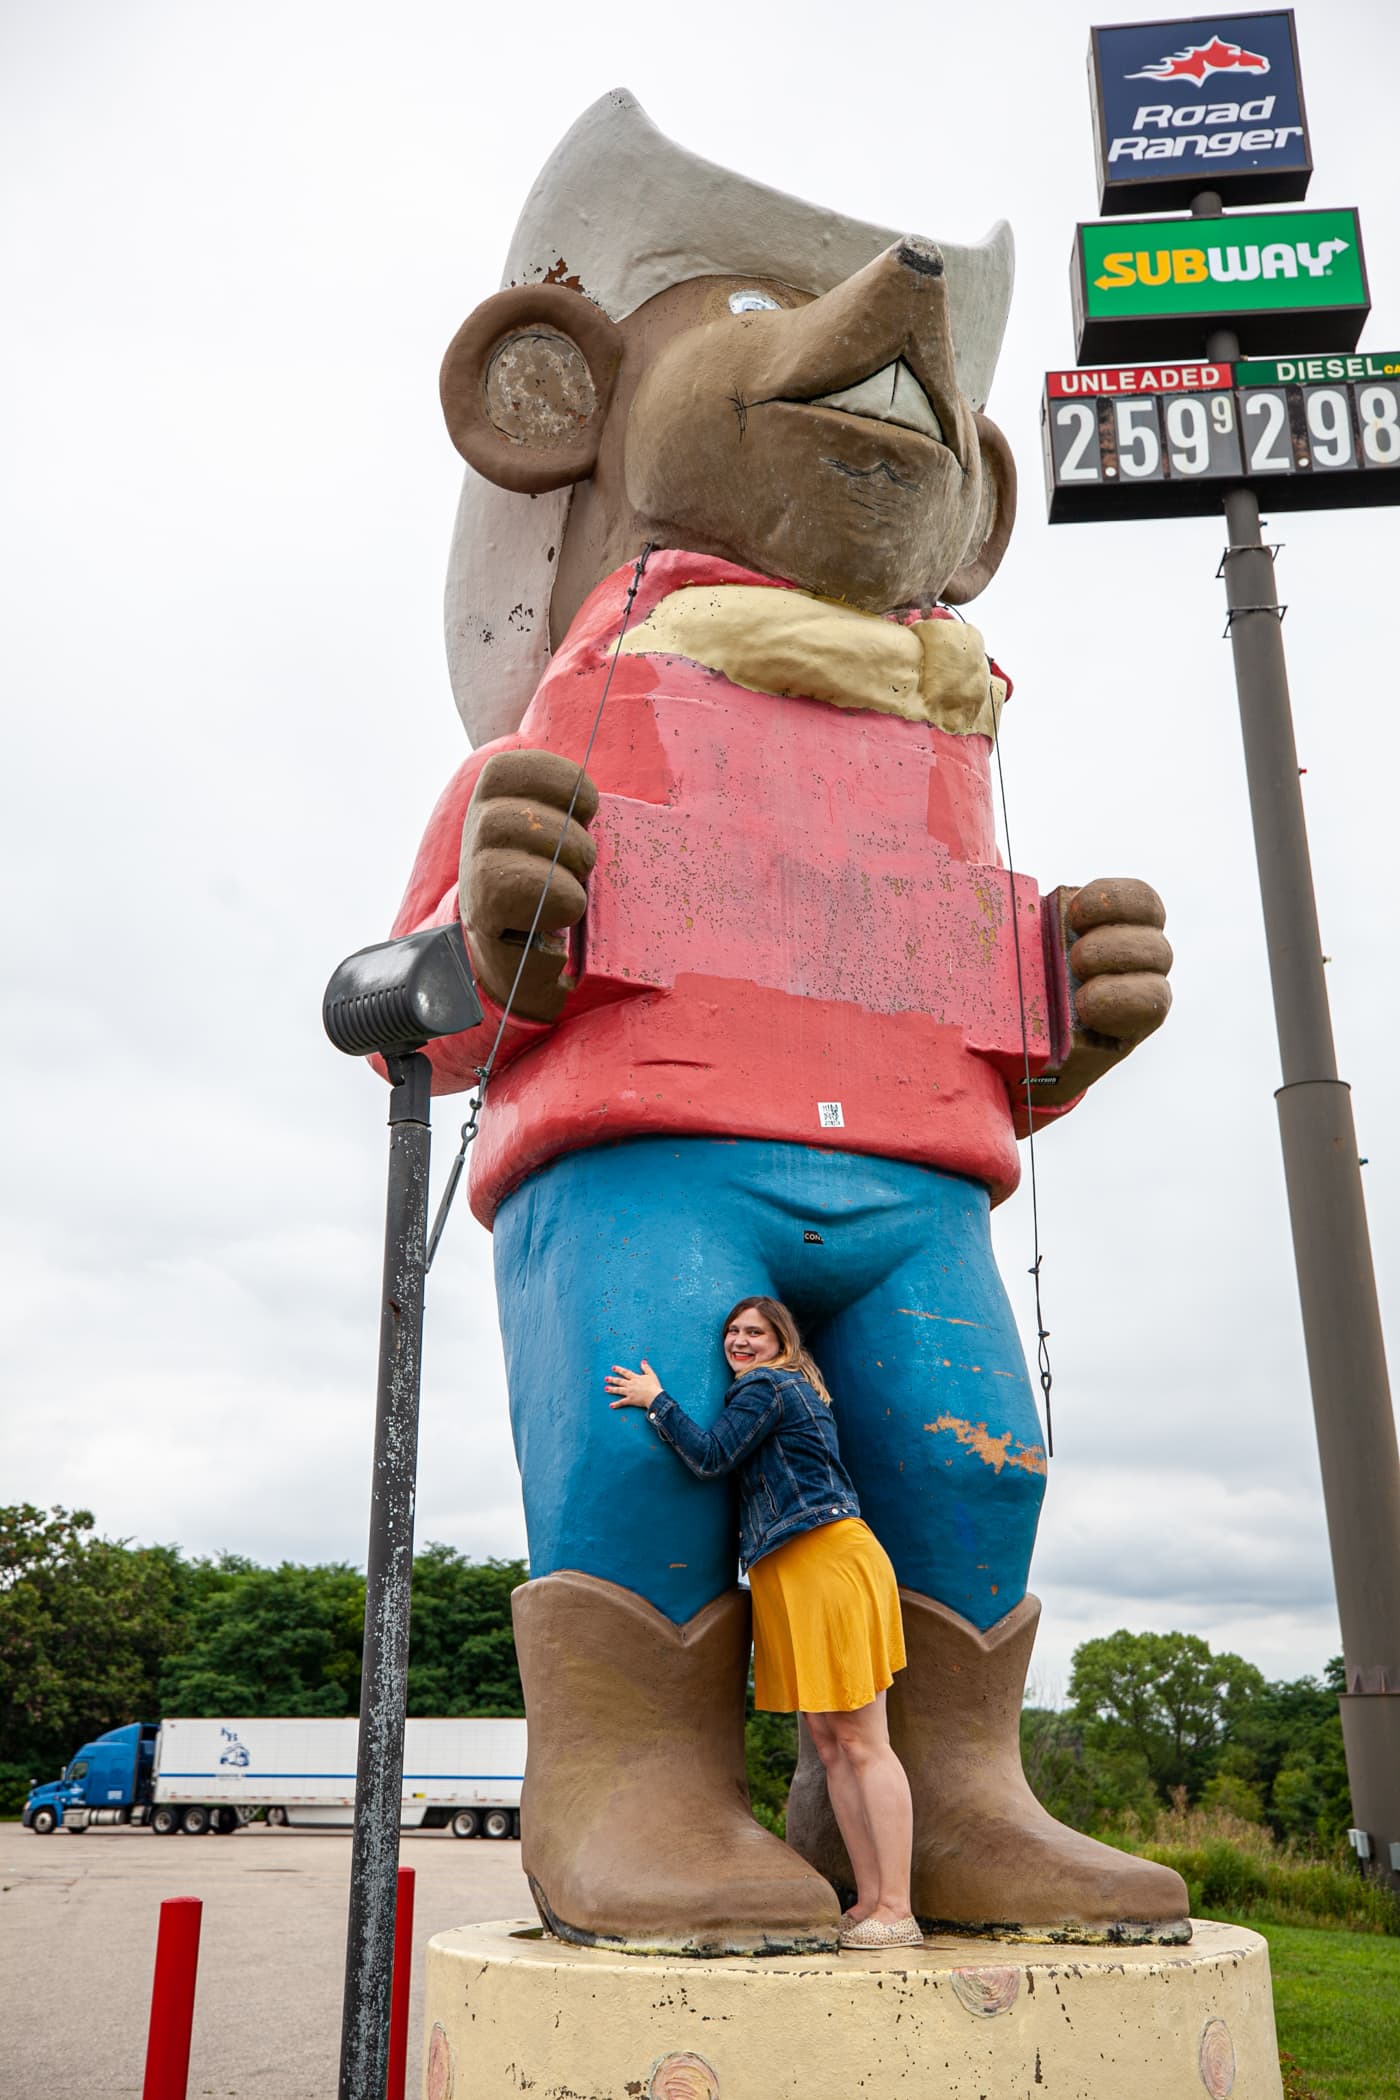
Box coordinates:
[1090,10,1312,215]
[1043,356,1400,522]
[1072,206,1368,362]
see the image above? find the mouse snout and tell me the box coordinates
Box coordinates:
[895,238,945,279]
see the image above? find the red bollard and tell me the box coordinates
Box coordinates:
[386,1865,416,2100]
[142,1897,203,2100]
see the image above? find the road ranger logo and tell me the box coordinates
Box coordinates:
[1126,34,1269,82]
[1107,95,1302,167]
[1095,236,1349,290]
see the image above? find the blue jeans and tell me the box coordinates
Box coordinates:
[492,1137,1046,1629]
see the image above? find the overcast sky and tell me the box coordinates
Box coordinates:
[4,0,1398,1699]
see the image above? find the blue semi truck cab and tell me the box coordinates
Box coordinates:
[23,1721,160,1833]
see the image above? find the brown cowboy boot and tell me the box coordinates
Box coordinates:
[512,1570,841,1955]
[786,1590,1190,1943]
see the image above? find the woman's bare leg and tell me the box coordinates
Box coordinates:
[804,1710,881,1916]
[805,1693,913,1924]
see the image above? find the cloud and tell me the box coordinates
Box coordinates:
[1037,1466,1334,1611]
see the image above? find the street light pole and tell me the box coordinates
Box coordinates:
[1208,323,1400,1890]
[338,1048,432,2100]
[322,928,483,2095]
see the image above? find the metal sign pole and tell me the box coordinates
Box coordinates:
[338,1051,432,2099]
[1208,325,1400,1891]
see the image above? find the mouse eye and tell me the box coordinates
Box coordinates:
[728,289,781,314]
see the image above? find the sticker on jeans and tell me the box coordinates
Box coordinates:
[817,1101,845,1128]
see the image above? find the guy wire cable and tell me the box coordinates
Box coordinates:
[989,694,1056,1458]
[425,542,655,1271]
[940,597,1056,1459]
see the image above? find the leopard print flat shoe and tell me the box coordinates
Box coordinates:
[838,1913,923,1949]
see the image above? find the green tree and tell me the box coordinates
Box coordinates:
[1226,1666,1352,1844]
[0,1504,187,1800]
[1020,1704,1158,1831]
[745,1698,798,1835]
[1068,1629,1265,1801]
[158,1557,366,1716]
[0,1502,93,1590]
[405,1546,526,1715]
[157,1547,529,1720]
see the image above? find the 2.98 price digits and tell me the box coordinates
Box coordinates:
[1240,384,1400,473]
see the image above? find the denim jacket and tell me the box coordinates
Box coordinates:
[646,1366,861,1571]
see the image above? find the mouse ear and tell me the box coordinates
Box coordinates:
[940,412,1017,605]
[440,283,624,494]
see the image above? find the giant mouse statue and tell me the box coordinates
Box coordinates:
[389,90,1188,1955]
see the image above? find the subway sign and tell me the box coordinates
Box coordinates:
[1072,206,1368,362]
[1090,11,1312,215]
[1042,352,1400,522]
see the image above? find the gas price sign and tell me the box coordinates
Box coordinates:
[1043,353,1400,521]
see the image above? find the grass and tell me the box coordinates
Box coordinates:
[1107,1801,1400,1935]
[1256,1922,1400,2100]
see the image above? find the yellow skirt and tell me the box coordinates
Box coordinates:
[749,1518,906,1714]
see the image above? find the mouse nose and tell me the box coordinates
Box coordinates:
[895,237,945,278]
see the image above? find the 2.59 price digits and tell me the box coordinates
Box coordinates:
[1048,391,1242,484]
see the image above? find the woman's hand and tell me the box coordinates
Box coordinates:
[606,1360,662,1410]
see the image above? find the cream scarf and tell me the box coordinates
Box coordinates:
[618,584,1005,738]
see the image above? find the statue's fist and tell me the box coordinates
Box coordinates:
[1019,878,1173,1113]
[460,749,599,1022]
[1066,878,1173,1043]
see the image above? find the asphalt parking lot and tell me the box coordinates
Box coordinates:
[0,1819,532,2099]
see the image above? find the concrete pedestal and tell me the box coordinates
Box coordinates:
[423,1916,1283,2100]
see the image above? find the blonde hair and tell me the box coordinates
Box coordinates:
[721,1296,832,1405]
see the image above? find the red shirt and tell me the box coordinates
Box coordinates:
[392,552,1074,1225]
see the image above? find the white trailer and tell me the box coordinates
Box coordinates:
[43,1715,526,1837]
[153,1717,525,1836]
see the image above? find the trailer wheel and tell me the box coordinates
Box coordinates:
[450,1809,480,1839]
[150,1805,180,1835]
[483,1808,513,1840]
[211,1807,239,1834]
[181,1805,211,1836]
[265,1806,288,1827]
[30,1807,57,1836]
